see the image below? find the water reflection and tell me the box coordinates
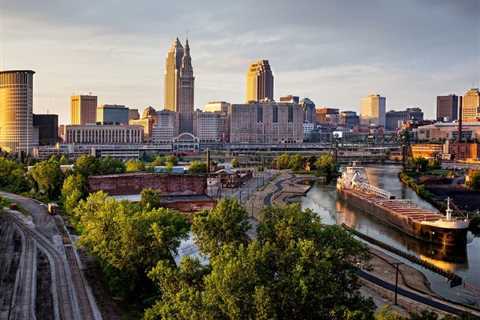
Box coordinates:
[302,165,480,305]
[337,200,468,269]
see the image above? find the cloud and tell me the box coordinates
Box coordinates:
[0,0,478,123]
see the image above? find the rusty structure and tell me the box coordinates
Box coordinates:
[88,173,215,212]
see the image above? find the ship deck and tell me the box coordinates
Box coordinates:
[347,189,444,223]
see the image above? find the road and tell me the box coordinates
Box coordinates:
[357,270,480,317]
[221,170,275,202]
[0,191,57,241]
[0,191,100,320]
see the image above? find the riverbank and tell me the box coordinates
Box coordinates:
[399,170,480,233]
[244,171,323,219]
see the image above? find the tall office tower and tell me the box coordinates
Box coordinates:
[246,60,274,102]
[360,94,386,127]
[437,95,460,122]
[33,114,59,145]
[164,38,194,133]
[71,95,97,125]
[462,88,480,122]
[0,70,36,154]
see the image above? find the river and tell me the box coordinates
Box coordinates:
[301,165,480,306]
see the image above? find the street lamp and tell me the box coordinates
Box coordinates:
[391,262,402,305]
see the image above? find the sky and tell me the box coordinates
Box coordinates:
[1,0,479,124]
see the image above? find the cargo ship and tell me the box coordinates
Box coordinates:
[336,165,469,246]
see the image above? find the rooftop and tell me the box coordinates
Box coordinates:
[0,70,35,75]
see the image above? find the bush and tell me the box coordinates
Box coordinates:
[315,154,337,180]
[466,170,480,191]
[125,159,145,172]
[189,161,207,174]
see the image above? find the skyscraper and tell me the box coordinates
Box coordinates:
[0,70,36,154]
[71,95,97,125]
[462,88,480,122]
[437,94,460,122]
[360,94,386,127]
[164,38,194,133]
[246,60,274,102]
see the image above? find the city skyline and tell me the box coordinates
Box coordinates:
[1,0,479,124]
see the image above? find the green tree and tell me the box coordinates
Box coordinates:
[140,188,163,209]
[374,306,404,320]
[75,192,189,298]
[152,155,166,166]
[192,198,251,257]
[146,204,374,320]
[467,170,480,191]
[275,153,290,170]
[59,155,69,165]
[74,155,99,177]
[411,157,429,172]
[126,159,145,172]
[231,158,240,168]
[165,155,178,165]
[189,161,207,174]
[29,158,64,200]
[61,173,86,217]
[315,153,337,180]
[288,154,305,171]
[165,161,174,173]
[145,258,210,320]
[97,157,126,174]
[0,157,28,192]
[74,155,125,177]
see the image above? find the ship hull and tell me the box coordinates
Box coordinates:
[337,188,467,246]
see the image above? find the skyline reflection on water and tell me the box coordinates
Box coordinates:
[301,165,480,306]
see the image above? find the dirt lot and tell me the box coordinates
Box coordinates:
[426,184,480,212]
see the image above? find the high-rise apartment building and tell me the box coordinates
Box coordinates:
[462,88,480,122]
[246,60,274,102]
[0,70,36,154]
[360,94,386,127]
[437,95,460,122]
[164,38,194,134]
[71,95,97,125]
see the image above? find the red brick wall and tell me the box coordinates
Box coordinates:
[88,173,207,196]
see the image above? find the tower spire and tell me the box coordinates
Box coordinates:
[185,38,190,55]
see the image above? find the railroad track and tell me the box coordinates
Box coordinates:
[4,211,96,320]
[9,229,36,320]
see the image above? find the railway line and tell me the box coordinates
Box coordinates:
[9,229,36,320]
[1,208,98,320]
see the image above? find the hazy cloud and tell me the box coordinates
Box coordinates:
[0,0,478,123]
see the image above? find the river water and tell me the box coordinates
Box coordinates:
[301,165,480,306]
